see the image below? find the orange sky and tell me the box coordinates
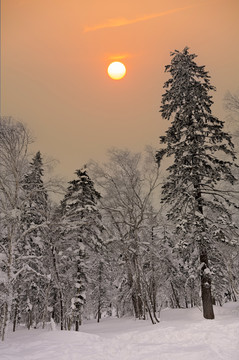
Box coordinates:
[1,0,239,181]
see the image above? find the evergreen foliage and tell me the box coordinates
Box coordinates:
[1,57,239,340]
[59,167,104,330]
[156,47,238,319]
[21,151,48,226]
[18,151,49,330]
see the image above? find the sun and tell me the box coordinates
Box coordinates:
[107,61,126,80]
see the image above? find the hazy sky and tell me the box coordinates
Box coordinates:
[1,0,239,180]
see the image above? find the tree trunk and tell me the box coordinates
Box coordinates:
[195,183,215,320]
[97,261,103,323]
[97,301,101,323]
[27,310,33,330]
[51,245,65,330]
[145,299,156,324]
[199,245,215,319]
[132,290,144,319]
[75,310,81,331]
[60,295,64,330]
[149,252,160,323]
[2,241,14,341]
[170,282,181,308]
[13,299,19,332]
[1,302,9,341]
[75,320,79,331]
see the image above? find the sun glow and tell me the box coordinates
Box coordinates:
[107,61,126,80]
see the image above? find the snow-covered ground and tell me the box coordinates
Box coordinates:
[1,303,239,360]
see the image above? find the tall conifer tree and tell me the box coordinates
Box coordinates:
[60,167,103,330]
[22,151,48,226]
[156,47,237,319]
[20,151,49,328]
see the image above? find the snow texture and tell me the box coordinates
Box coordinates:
[1,303,239,360]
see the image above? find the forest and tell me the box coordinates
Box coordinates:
[1,48,239,341]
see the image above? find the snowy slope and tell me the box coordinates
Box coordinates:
[1,303,239,360]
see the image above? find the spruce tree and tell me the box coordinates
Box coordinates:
[156,47,237,319]
[60,167,103,330]
[20,151,49,328]
[22,151,48,226]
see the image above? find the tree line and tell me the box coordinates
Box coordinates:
[1,47,239,340]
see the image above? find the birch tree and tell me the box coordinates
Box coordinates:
[89,147,163,322]
[0,117,31,340]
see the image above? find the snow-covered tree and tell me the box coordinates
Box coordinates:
[89,148,163,322]
[86,256,112,322]
[18,151,49,329]
[156,47,238,319]
[0,117,31,340]
[60,167,104,330]
[21,151,48,224]
[224,91,239,113]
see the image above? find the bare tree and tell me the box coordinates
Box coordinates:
[0,117,32,340]
[89,147,162,322]
[224,91,239,112]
